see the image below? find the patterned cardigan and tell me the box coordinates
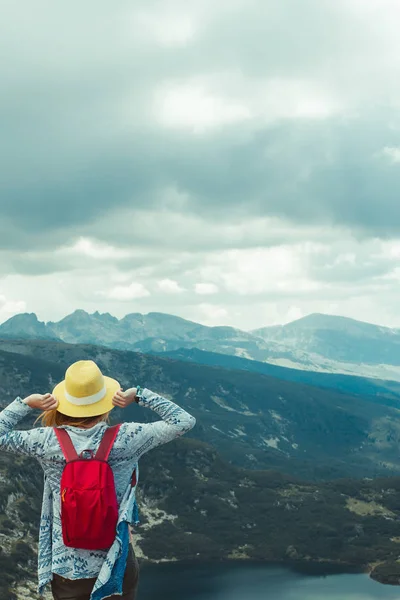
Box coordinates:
[0,389,196,599]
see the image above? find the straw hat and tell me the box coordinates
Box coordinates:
[53,360,120,417]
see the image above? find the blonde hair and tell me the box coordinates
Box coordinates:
[36,409,110,428]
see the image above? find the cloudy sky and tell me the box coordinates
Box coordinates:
[1,0,400,330]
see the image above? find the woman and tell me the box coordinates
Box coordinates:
[0,359,196,600]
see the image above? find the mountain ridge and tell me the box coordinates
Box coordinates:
[2,310,400,381]
[253,312,400,335]
[1,309,396,332]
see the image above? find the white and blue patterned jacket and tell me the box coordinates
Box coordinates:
[0,389,196,599]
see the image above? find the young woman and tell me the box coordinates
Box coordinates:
[0,360,196,600]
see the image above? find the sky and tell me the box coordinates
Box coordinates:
[1,0,400,331]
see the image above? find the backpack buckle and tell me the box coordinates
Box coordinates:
[80,449,95,460]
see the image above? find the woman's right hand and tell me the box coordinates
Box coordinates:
[23,393,58,411]
[112,388,138,408]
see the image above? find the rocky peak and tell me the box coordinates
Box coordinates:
[0,313,56,340]
[93,311,118,323]
[2,312,40,326]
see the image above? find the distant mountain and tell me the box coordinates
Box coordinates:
[17,310,257,350]
[48,309,120,345]
[0,310,276,362]
[2,310,400,381]
[0,313,59,341]
[252,313,400,380]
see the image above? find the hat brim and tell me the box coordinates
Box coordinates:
[53,376,120,418]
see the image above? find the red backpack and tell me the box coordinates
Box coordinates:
[54,424,121,550]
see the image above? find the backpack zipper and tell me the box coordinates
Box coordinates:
[62,488,67,502]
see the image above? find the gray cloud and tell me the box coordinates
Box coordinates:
[1,0,400,328]
[1,0,400,244]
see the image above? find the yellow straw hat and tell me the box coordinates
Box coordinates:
[53,360,120,418]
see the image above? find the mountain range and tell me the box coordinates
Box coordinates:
[1,309,400,381]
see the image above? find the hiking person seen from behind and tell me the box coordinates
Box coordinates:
[0,360,196,600]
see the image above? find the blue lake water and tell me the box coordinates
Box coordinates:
[137,563,400,600]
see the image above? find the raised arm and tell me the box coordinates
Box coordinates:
[115,387,196,460]
[0,394,56,458]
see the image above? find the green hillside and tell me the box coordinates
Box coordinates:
[1,339,400,479]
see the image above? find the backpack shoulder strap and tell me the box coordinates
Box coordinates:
[95,424,121,462]
[54,428,79,462]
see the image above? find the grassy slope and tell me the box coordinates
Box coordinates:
[1,339,400,479]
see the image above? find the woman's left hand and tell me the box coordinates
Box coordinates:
[23,393,59,411]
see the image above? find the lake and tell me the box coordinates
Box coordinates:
[137,563,400,600]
